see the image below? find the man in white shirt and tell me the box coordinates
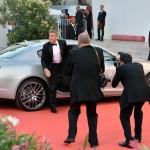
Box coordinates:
[41,30,68,113]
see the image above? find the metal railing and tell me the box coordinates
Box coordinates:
[57,18,87,39]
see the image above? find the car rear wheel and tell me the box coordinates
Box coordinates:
[16,78,47,111]
[145,73,150,87]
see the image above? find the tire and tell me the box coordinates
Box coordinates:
[16,78,47,111]
[145,73,150,87]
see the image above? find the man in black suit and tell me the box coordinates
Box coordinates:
[41,30,68,113]
[112,53,149,148]
[64,32,105,148]
[66,18,76,40]
[85,4,93,39]
[97,5,106,41]
[75,5,84,39]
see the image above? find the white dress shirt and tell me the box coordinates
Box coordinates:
[52,41,62,64]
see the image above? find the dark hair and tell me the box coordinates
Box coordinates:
[120,53,132,64]
[49,30,58,35]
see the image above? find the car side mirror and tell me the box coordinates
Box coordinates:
[37,50,42,58]
[112,57,117,61]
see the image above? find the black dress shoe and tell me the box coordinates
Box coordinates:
[90,143,99,148]
[50,107,57,113]
[118,141,134,149]
[64,138,75,144]
[96,38,100,41]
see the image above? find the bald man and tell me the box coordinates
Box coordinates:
[63,32,105,148]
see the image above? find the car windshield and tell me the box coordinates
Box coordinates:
[0,44,27,59]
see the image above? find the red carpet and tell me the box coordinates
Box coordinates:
[0,99,150,150]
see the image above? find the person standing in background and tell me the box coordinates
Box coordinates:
[75,5,84,39]
[97,5,106,41]
[85,3,93,38]
[66,17,76,40]
[60,9,68,39]
[65,9,69,19]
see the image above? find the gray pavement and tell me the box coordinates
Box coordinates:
[92,39,150,61]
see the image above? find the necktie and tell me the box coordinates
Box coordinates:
[50,43,57,46]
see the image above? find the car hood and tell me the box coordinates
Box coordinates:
[139,61,150,75]
[0,58,13,66]
[139,60,150,66]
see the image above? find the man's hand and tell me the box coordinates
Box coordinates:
[44,68,51,78]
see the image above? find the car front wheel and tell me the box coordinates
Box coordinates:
[16,78,47,111]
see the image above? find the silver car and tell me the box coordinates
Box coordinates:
[0,40,150,111]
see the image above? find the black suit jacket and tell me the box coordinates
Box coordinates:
[75,10,83,27]
[112,62,150,108]
[63,45,104,104]
[41,40,68,71]
[97,11,106,23]
[66,23,76,40]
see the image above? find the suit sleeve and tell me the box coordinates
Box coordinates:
[41,44,49,70]
[97,48,105,73]
[41,45,46,70]
[63,40,69,58]
[100,50,105,73]
[112,67,122,88]
[63,52,73,76]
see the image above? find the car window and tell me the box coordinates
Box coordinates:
[103,50,116,61]
[0,44,27,59]
[68,45,78,51]
[94,47,116,61]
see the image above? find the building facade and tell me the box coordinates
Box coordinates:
[92,0,150,41]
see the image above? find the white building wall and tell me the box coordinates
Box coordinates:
[92,0,150,41]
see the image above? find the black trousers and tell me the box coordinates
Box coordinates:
[97,27,105,40]
[87,27,92,39]
[48,63,62,109]
[120,102,145,142]
[67,101,98,145]
[76,25,83,39]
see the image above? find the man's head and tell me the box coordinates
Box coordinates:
[49,30,58,44]
[78,31,90,47]
[100,5,104,11]
[119,52,132,65]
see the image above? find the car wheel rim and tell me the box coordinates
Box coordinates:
[20,81,46,110]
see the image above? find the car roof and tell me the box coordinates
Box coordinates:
[17,39,117,57]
